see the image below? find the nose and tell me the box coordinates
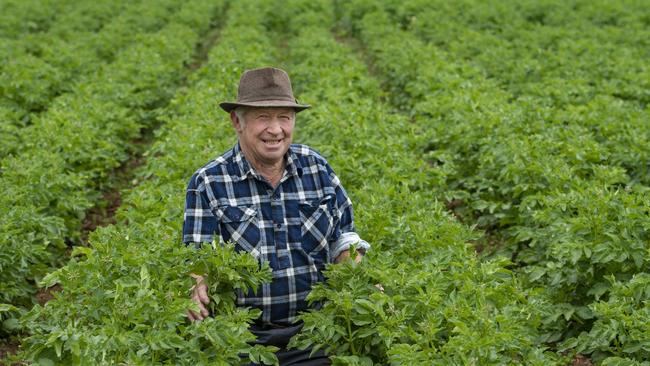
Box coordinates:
[266,118,283,135]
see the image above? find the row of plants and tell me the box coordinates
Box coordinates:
[336,1,650,364]
[397,0,649,44]
[0,0,225,333]
[0,0,75,39]
[372,0,650,341]
[376,0,650,263]
[0,0,128,113]
[267,0,567,364]
[391,0,650,104]
[389,0,650,186]
[11,0,284,364]
[0,0,189,158]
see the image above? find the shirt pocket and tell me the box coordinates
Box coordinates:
[215,205,261,259]
[298,194,336,261]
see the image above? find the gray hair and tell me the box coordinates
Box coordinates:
[234,106,249,127]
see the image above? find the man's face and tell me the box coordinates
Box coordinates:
[233,107,295,166]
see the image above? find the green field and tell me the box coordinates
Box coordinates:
[1,0,649,364]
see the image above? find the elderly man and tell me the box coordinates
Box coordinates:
[182,67,370,365]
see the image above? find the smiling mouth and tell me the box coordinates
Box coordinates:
[263,139,283,145]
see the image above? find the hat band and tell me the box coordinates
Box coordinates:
[237,96,296,103]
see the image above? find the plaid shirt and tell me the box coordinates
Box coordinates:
[183,143,370,324]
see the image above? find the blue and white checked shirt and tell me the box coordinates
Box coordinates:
[183,143,370,325]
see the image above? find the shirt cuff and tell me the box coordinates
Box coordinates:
[331,232,371,262]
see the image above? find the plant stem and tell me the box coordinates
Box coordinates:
[346,310,357,355]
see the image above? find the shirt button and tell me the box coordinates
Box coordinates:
[276,223,282,229]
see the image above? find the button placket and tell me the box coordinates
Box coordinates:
[270,189,290,269]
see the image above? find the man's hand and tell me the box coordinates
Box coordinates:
[187,273,210,322]
[334,250,383,292]
[335,249,363,264]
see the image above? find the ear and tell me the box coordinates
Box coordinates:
[230,111,243,133]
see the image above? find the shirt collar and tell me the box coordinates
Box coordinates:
[233,142,303,182]
[285,146,303,178]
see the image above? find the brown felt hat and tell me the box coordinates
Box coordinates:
[219,67,310,113]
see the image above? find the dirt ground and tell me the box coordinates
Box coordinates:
[573,354,593,366]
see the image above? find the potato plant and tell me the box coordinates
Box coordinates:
[0,0,74,39]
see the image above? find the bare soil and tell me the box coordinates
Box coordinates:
[445,198,466,222]
[0,341,21,366]
[81,189,121,243]
[35,284,63,306]
[189,27,223,70]
[572,354,593,366]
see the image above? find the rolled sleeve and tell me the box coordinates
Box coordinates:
[182,172,219,246]
[330,232,371,261]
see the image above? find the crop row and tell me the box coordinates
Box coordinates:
[0,0,224,321]
[337,0,650,363]
[15,0,283,364]
[0,0,189,159]
[393,0,650,104]
[0,0,76,39]
[0,0,129,116]
[389,0,650,186]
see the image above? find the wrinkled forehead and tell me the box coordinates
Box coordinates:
[246,107,296,117]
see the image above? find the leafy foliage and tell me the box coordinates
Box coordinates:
[0,0,74,38]
[22,232,273,365]
[336,0,650,362]
[561,274,650,364]
[0,0,186,158]
[0,0,224,322]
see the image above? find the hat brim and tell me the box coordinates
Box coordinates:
[220,100,311,113]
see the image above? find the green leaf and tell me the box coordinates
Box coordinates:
[2,317,20,331]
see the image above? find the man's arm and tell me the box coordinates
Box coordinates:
[183,172,219,245]
[183,172,219,321]
[326,165,371,263]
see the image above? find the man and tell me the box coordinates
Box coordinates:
[182,67,370,365]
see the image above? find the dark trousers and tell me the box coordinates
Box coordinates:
[241,322,331,366]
